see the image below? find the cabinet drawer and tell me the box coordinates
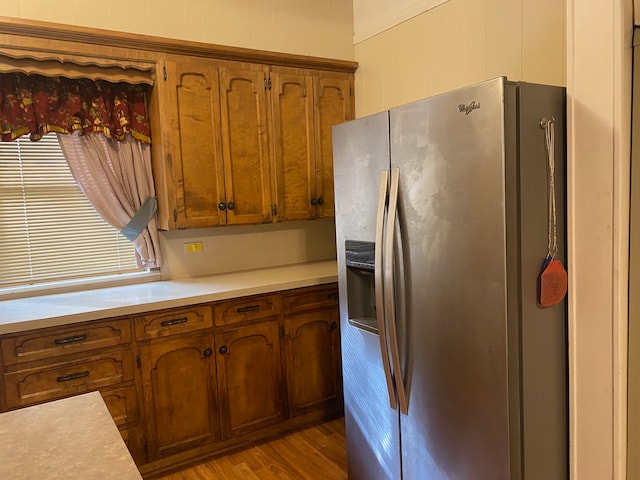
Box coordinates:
[101,385,138,427]
[134,305,213,340]
[3,349,134,408]
[282,284,339,316]
[214,294,281,326]
[1,318,132,366]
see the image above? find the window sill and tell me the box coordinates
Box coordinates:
[0,270,162,301]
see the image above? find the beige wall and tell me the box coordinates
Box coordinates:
[3,1,354,280]
[354,0,565,116]
[2,0,354,61]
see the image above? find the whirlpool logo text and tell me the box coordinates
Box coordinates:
[458,101,480,115]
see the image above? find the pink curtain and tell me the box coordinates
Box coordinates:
[57,132,162,268]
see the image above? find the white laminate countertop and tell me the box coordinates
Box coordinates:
[0,391,142,480]
[0,260,338,335]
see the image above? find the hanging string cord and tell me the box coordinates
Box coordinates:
[543,117,558,258]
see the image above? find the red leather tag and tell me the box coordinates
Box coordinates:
[539,259,568,307]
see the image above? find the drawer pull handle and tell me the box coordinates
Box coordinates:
[56,370,90,383]
[219,345,228,355]
[330,321,338,330]
[53,334,88,345]
[160,317,188,327]
[237,305,260,313]
[328,293,338,300]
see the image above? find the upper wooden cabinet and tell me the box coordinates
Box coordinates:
[268,67,353,222]
[218,62,273,225]
[151,55,272,229]
[313,72,353,219]
[150,55,354,229]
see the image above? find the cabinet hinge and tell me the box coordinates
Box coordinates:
[163,65,167,81]
[136,354,141,369]
[271,204,278,216]
[279,324,285,337]
[173,209,178,222]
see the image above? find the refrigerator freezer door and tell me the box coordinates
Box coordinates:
[391,78,513,479]
[333,111,402,480]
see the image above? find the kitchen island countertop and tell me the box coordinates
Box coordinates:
[0,260,337,334]
[0,391,142,480]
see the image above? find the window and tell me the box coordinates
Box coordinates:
[0,133,142,289]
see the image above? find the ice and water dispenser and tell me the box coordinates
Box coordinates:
[345,240,379,333]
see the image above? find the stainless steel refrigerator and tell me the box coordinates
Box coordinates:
[332,77,567,480]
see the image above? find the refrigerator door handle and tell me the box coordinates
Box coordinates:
[385,167,409,415]
[375,170,397,410]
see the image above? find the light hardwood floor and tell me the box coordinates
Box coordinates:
[154,417,348,480]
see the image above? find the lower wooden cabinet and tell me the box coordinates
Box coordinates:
[283,308,341,417]
[0,317,144,464]
[215,319,284,438]
[282,284,342,417]
[138,333,220,460]
[0,283,342,476]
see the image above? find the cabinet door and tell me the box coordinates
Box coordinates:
[139,334,219,460]
[313,72,353,219]
[215,320,284,438]
[270,68,316,221]
[283,308,342,417]
[218,62,273,225]
[164,54,226,228]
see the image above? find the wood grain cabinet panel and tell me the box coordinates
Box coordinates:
[270,68,316,221]
[101,385,139,428]
[215,320,284,438]
[271,67,353,221]
[119,427,146,466]
[134,305,213,340]
[139,333,220,460]
[3,349,135,408]
[150,54,226,229]
[218,61,273,225]
[1,318,131,366]
[282,284,342,417]
[214,294,281,327]
[313,72,353,219]
[282,283,339,315]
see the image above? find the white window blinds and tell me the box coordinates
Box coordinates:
[0,133,141,288]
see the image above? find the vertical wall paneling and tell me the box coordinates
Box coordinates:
[354,0,565,117]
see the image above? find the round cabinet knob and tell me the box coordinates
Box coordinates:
[219,345,228,355]
[310,198,318,206]
[317,197,324,206]
[218,202,227,211]
[330,321,338,330]
[203,348,213,358]
[227,201,235,211]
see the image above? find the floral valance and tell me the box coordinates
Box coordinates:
[0,72,151,143]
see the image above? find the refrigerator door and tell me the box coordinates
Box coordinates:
[333,112,402,480]
[390,78,514,479]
